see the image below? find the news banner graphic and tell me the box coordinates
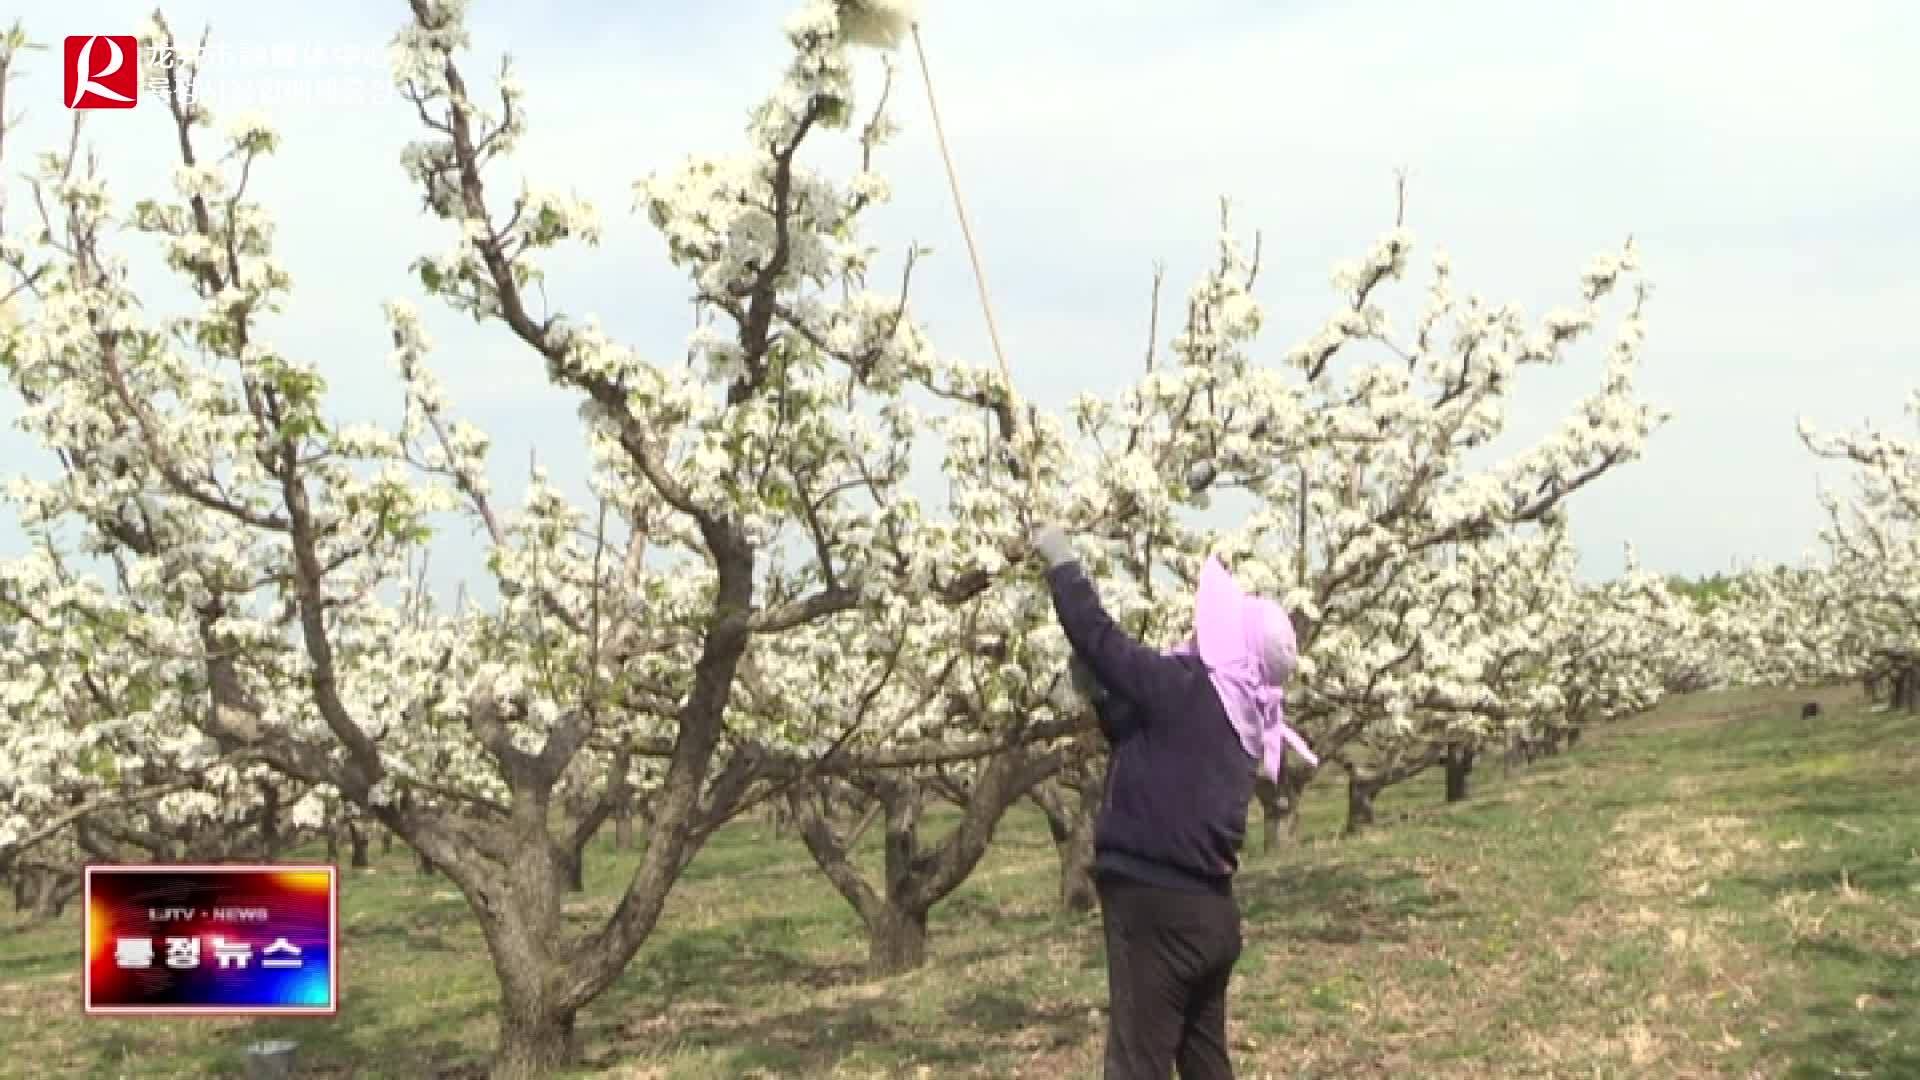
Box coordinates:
[83,865,338,1016]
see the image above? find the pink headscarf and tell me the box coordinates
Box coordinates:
[1169,556,1319,782]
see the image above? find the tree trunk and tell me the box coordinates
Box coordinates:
[1037,796,1069,848]
[398,788,432,876]
[1895,662,1920,712]
[1566,727,1583,748]
[1059,776,1100,914]
[492,996,577,1080]
[1344,771,1380,836]
[1032,780,1098,914]
[1271,766,1314,849]
[1059,820,1097,913]
[865,903,929,976]
[1256,769,1312,852]
[613,805,635,850]
[484,920,578,1080]
[259,781,282,858]
[1503,739,1531,776]
[14,867,79,921]
[325,821,339,864]
[565,801,606,895]
[1255,777,1285,852]
[382,827,395,856]
[788,748,1066,978]
[36,874,77,920]
[348,822,371,869]
[14,869,40,917]
[1444,746,1475,804]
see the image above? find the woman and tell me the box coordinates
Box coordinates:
[1032,524,1316,1079]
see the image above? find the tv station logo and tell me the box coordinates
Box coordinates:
[83,865,338,1016]
[64,35,140,109]
[63,34,389,111]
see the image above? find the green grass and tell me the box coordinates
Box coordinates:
[4,684,1918,1077]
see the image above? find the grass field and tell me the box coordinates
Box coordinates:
[4,684,1919,1078]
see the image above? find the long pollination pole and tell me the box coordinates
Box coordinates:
[906,21,1045,539]
[908,25,1015,406]
[841,2,1040,530]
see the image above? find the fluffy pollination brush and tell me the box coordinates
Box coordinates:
[836,1,1040,526]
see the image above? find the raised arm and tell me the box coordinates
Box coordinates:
[1073,654,1144,743]
[1034,525,1183,712]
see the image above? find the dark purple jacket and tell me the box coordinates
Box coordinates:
[1046,561,1255,895]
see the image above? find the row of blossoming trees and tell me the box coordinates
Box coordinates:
[0,2,1884,1076]
[1707,392,1920,706]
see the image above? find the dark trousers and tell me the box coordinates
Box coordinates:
[1097,871,1243,1079]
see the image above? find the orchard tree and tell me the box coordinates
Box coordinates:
[0,550,319,883]
[747,220,1297,959]
[1707,562,1863,691]
[1197,216,1666,826]
[1708,391,1920,705]
[1799,390,1920,709]
[1550,543,1705,740]
[1287,527,1583,829]
[0,0,1005,1073]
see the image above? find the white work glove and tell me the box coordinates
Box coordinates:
[1031,524,1076,570]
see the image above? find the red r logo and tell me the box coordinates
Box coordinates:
[64,36,140,109]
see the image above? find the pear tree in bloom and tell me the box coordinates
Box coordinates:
[1279,523,1695,835]
[1190,215,1668,830]
[0,0,1012,1073]
[733,591,1083,975]
[1703,563,1853,689]
[731,215,1304,955]
[1265,524,1589,830]
[703,356,1194,970]
[0,528,329,911]
[973,217,1661,846]
[916,221,1297,902]
[1548,544,1705,739]
[1320,527,1586,827]
[753,200,1670,882]
[771,205,1673,861]
[1796,391,1920,709]
[1493,540,1706,768]
[0,28,324,895]
[1708,394,1920,705]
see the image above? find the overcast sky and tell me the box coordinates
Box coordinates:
[3,0,1915,592]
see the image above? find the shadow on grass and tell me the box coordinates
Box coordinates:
[1792,937,1920,997]
[0,941,75,979]
[945,988,1089,1053]
[607,914,870,1007]
[1770,937,1920,1080]
[579,887,1099,1073]
[1237,864,1446,945]
[347,918,462,954]
[1731,851,1920,898]
[596,996,986,1076]
[940,890,1061,935]
[82,992,501,1080]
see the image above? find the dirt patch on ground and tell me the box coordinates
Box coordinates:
[0,970,74,1020]
[1602,808,1765,898]
[1541,805,1775,1073]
